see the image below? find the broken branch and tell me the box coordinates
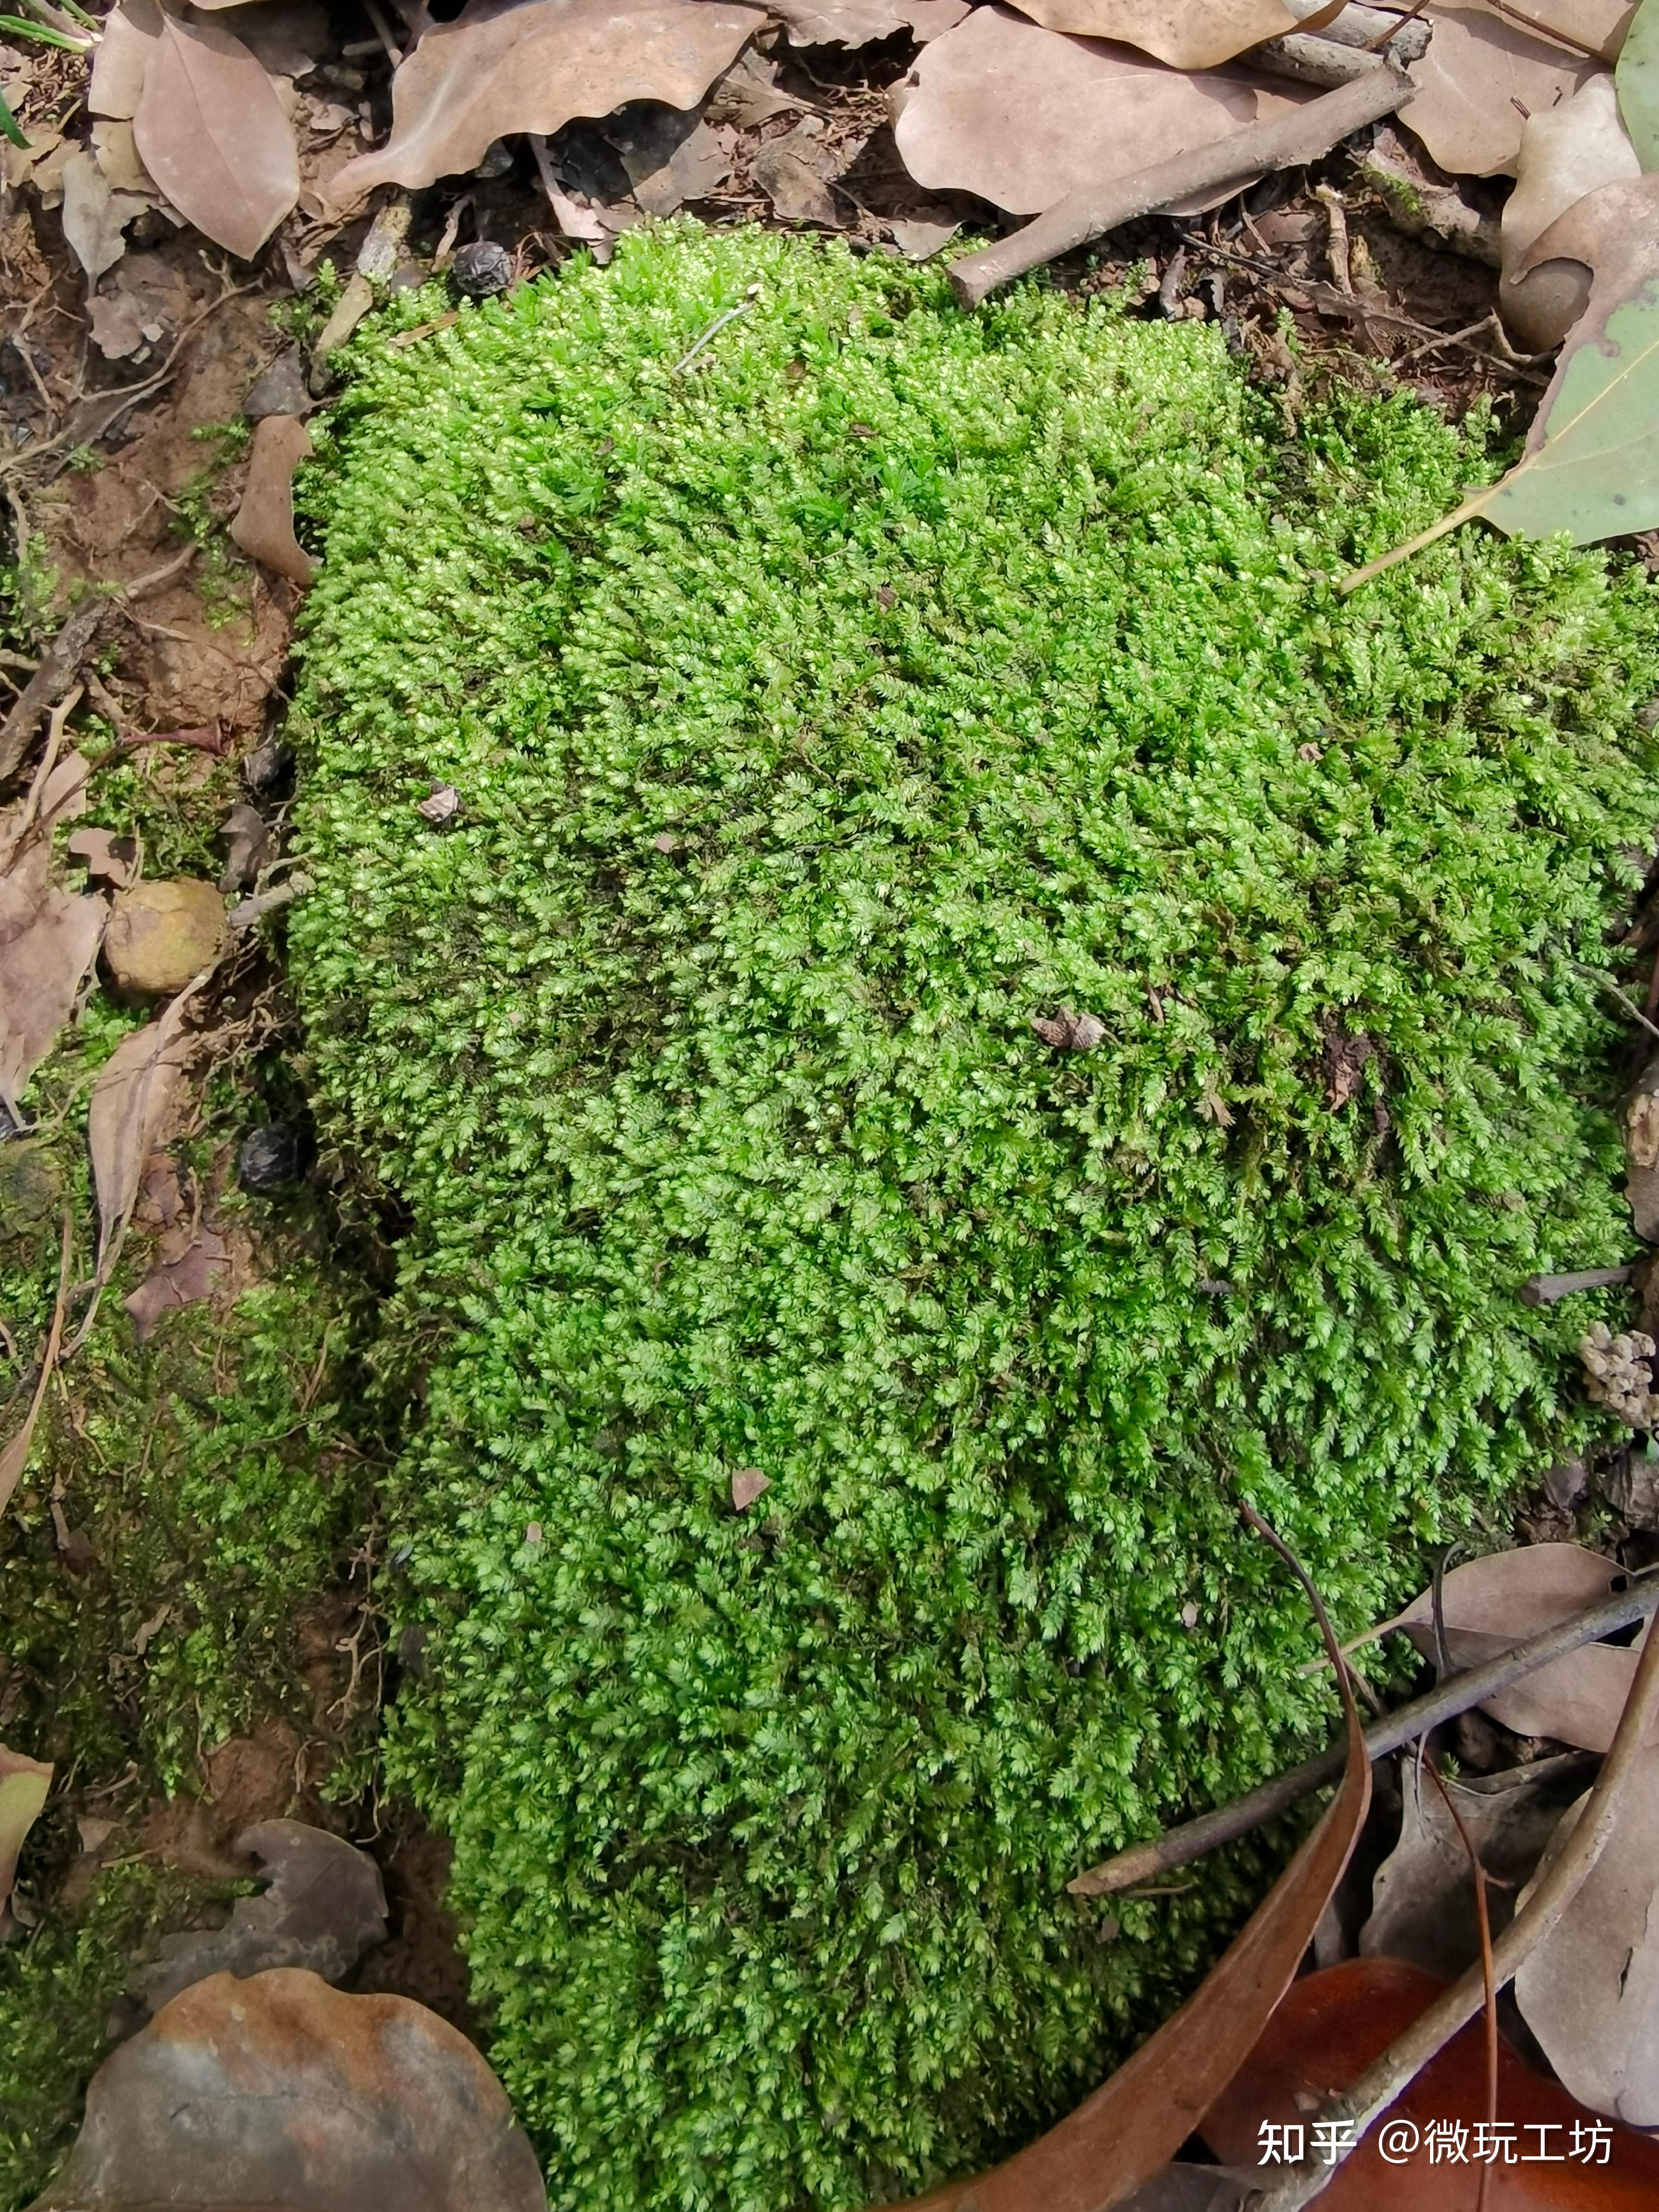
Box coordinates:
[1068,1572,1659,1896]
[948,66,1413,310]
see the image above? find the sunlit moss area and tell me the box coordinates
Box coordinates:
[289,222,1659,2212]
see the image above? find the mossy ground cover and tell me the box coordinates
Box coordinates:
[287,220,1659,2212]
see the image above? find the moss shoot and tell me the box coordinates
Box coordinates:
[291,222,1659,2212]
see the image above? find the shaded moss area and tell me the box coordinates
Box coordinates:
[278,222,1658,2211]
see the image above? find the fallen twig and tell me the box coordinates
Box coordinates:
[1252,1597,1659,2207]
[1520,1265,1635,1305]
[1068,1572,1659,1896]
[948,68,1413,310]
[0,594,105,784]
[674,285,763,373]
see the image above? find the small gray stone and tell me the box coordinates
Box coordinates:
[243,345,311,421]
[450,241,513,299]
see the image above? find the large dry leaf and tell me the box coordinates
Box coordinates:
[875,1530,1370,2212]
[1402,0,1599,178]
[327,0,764,203]
[1521,0,1638,59]
[0,1742,51,1924]
[769,0,968,43]
[229,413,316,588]
[30,1968,548,2210]
[0,758,107,1125]
[137,1820,387,2012]
[87,990,204,1281]
[1359,1753,1589,1980]
[88,0,161,120]
[997,0,1295,73]
[893,5,1287,216]
[1203,1956,1659,2202]
[132,9,300,258]
[1515,1757,1659,2127]
[200,0,331,76]
[1392,1543,1653,1752]
[1502,68,1639,301]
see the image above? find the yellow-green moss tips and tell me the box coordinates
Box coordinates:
[291,222,1659,2212]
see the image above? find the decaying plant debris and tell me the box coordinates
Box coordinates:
[7,0,1659,2204]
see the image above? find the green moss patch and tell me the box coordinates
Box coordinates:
[291,222,1659,2212]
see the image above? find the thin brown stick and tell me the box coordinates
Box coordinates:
[1069,1571,1659,1896]
[949,68,1412,310]
[1424,1760,1497,2212]
[1254,1607,1659,2207]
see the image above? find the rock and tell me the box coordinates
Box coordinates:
[243,345,311,421]
[240,737,294,795]
[449,241,512,299]
[104,881,227,998]
[238,1123,304,1193]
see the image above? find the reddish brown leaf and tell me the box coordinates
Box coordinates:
[1202,1957,1659,2205]
[87,989,206,1284]
[30,1968,548,2210]
[229,414,316,589]
[731,1467,771,1511]
[0,862,106,1125]
[0,1740,52,1926]
[122,1226,228,1344]
[1323,1026,1375,1111]
[132,10,300,260]
[66,827,138,890]
[327,0,764,204]
[874,1525,1371,2212]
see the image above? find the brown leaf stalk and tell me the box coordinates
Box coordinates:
[1250,1610,1659,2209]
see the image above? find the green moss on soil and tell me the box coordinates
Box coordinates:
[288,221,1659,2212]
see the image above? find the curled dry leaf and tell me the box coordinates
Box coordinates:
[996,0,1298,74]
[769,0,968,41]
[87,986,206,1284]
[132,8,300,258]
[1501,71,1639,340]
[229,413,316,589]
[1515,1756,1659,2127]
[1359,1753,1590,1982]
[1202,1957,1659,2202]
[67,829,138,889]
[327,0,763,203]
[893,7,1295,217]
[137,1819,388,2013]
[1402,0,1598,179]
[30,1968,549,2211]
[0,1741,51,1924]
[122,1224,228,1344]
[59,147,151,282]
[1031,1007,1107,1050]
[417,784,461,824]
[1393,1543,1653,1754]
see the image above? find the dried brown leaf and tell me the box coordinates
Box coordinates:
[88,0,161,121]
[1394,1543,1652,1753]
[731,1467,772,1511]
[1515,1758,1659,2126]
[770,0,968,42]
[122,1225,228,1344]
[893,6,1280,217]
[753,140,842,223]
[417,784,461,824]
[217,800,270,892]
[605,104,730,215]
[1501,70,1638,310]
[90,118,156,197]
[30,1968,548,2210]
[137,1820,388,2012]
[133,9,300,259]
[1402,0,1598,179]
[87,988,206,1284]
[229,413,316,588]
[998,0,1294,72]
[67,828,138,890]
[1322,1025,1374,1110]
[327,0,763,204]
[60,148,150,283]
[204,0,331,77]
[706,46,812,123]
[0,799,108,1125]
[1359,1753,1587,1982]
[0,1741,52,1926]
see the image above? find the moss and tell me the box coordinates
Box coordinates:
[289,222,1659,2212]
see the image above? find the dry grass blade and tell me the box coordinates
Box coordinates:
[1253,1588,1659,2207]
[0,1207,72,1517]
[868,1503,1370,2212]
